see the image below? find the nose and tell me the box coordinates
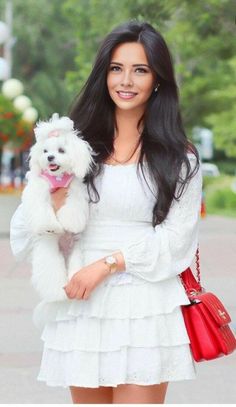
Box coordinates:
[47,155,55,162]
[121,70,133,87]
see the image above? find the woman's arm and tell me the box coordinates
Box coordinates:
[10,203,34,261]
[118,155,202,282]
[10,187,69,261]
[94,155,202,282]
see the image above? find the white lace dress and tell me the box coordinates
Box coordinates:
[10,154,202,388]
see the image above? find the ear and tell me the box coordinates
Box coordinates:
[69,135,95,179]
[29,143,41,175]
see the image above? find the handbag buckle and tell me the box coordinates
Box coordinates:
[189,289,199,296]
[189,286,206,296]
[190,298,201,304]
[188,289,204,304]
[218,309,227,320]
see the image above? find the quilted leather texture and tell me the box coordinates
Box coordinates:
[180,268,236,362]
[191,292,231,326]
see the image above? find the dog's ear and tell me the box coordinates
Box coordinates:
[29,143,41,175]
[68,135,95,179]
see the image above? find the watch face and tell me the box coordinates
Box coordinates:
[106,255,116,265]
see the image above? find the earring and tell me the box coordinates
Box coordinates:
[154,83,160,93]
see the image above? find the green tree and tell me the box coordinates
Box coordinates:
[64,0,236,158]
[1,0,235,157]
[0,0,77,117]
[63,0,130,94]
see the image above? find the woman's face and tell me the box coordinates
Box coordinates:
[107,42,156,115]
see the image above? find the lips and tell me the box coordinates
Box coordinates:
[117,91,138,100]
[49,164,60,171]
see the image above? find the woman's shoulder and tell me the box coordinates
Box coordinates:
[187,151,198,163]
[186,143,199,161]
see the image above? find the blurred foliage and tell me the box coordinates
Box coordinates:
[215,159,236,176]
[0,0,76,118]
[0,94,33,151]
[62,0,130,94]
[204,175,236,217]
[0,0,235,158]
[64,0,236,157]
[208,188,236,210]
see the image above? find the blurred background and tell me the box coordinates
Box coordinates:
[0,0,236,404]
[0,0,236,216]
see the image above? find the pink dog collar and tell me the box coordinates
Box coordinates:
[40,170,74,192]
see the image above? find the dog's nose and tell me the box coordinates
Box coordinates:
[47,155,55,162]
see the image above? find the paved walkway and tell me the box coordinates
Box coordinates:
[0,194,236,403]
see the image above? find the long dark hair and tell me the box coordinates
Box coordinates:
[70,21,200,226]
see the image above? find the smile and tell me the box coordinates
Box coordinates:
[116,91,137,100]
[48,164,60,172]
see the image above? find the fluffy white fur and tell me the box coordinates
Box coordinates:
[21,113,95,302]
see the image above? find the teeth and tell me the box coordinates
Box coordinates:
[118,91,135,96]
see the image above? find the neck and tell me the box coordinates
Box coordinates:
[115,107,144,142]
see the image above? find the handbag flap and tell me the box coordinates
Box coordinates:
[191,292,231,326]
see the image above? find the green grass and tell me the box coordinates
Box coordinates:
[204,175,236,218]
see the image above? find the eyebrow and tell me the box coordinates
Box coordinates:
[110,62,151,68]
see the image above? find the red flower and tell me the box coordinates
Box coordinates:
[3,112,14,119]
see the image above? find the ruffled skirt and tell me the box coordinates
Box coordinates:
[36,269,196,388]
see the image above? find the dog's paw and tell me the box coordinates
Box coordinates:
[36,222,64,235]
[60,222,82,234]
[57,208,86,233]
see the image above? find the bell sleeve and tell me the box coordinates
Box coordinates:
[10,203,35,261]
[10,204,81,262]
[120,155,202,282]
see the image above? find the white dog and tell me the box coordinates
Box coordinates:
[21,113,95,302]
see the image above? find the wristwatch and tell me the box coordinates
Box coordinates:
[104,255,118,274]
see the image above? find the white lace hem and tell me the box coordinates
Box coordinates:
[37,344,196,388]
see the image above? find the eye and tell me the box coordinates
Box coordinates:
[43,149,48,153]
[58,147,65,153]
[135,67,148,73]
[109,65,121,72]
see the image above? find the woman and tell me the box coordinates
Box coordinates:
[10,21,202,404]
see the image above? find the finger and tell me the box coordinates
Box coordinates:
[63,284,71,296]
[63,282,72,293]
[82,288,90,300]
[76,286,86,300]
[64,275,78,295]
[65,282,79,299]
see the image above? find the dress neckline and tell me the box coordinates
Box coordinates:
[103,162,138,167]
[103,160,148,168]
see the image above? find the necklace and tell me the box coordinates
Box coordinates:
[110,128,141,164]
[110,134,142,165]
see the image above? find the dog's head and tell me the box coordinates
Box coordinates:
[29,114,96,178]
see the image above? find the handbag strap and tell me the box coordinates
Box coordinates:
[195,246,200,285]
[179,245,202,294]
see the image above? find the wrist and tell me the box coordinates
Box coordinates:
[99,252,126,275]
[112,251,126,271]
[102,255,118,275]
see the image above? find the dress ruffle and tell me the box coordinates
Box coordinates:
[37,344,196,388]
[33,274,190,329]
[36,275,196,388]
[41,307,190,352]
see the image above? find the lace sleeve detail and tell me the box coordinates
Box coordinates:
[10,203,34,261]
[120,155,202,282]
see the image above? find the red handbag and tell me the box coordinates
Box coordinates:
[180,248,236,362]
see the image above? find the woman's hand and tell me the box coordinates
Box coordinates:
[51,187,69,212]
[63,260,109,300]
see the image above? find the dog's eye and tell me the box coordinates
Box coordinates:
[58,148,65,153]
[43,149,48,153]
